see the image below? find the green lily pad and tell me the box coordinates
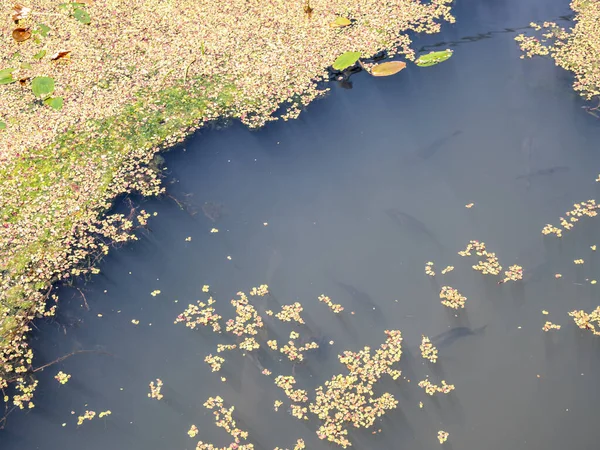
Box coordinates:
[44,96,63,110]
[73,8,91,24]
[415,49,453,67]
[0,121,6,130]
[33,50,47,60]
[31,76,55,98]
[37,23,50,37]
[332,51,361,71]
[0,68,16,85]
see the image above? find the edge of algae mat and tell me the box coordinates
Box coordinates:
[0,77,236,347]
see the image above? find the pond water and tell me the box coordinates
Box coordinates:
[5,0,600,449]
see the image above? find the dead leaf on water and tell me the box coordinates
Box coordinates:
[371,61,406,77]
[12,28,31,42]
[12,4,31,22]
[50,50,71,61]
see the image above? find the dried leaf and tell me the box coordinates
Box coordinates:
[12,4,31,22]
[330,17,351,28]
[18,77,30,86]
[50,50,71,61]
[12,28,31,43]
[370,61,407,77]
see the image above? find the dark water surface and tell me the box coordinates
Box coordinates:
[5,0,600,449]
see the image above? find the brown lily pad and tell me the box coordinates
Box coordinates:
[371,61,407,77]
[12,27,31,42]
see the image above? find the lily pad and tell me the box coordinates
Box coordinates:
[371,61,407,77]
[0,68,17,85]
[44,96,64,110]
[73,8,91,24]
[415,49,453,67]
[332,51,361,71]
[31,76,55,98]
[330,17,351,28]
[36,23,51,37]
[12,28,31,42]
[33,50,47,60]
[0,121,6,130]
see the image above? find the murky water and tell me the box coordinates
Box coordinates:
[5,0,600,449]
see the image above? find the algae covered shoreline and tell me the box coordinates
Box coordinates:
[0,0,455,422]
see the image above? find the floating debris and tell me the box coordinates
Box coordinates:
[250,284,269,296]
[425,262,436,276]
[210,228,219,233]
[276,303,305,324]
[202,285,210,293]
[438,430,449,444]
[465,203,474,208]
[98,410,111,418]
[439,286,466,309]
[131,319,140,325]
[148,379,163,400]
[418,378,455,395]
[54,371,71,385]
[205,354,225,372]
[150,290,161,297]
[499,265,523,284]
[318,294,344,313]
[175,298,222,333]
[197,397,252,450]
[420,336,438,363]
[187,425,199,438]
[574,259,585,265]
[542,321,561,332]
[441,265,454,275]
[569,307,600,335]
[76,410,96,426]
[310,330,403,447]
[458,240,502,275]
[217,344,237,353]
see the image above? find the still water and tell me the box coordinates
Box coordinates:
[4,0,600,449]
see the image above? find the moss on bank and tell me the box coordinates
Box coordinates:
[0,76,235,413]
